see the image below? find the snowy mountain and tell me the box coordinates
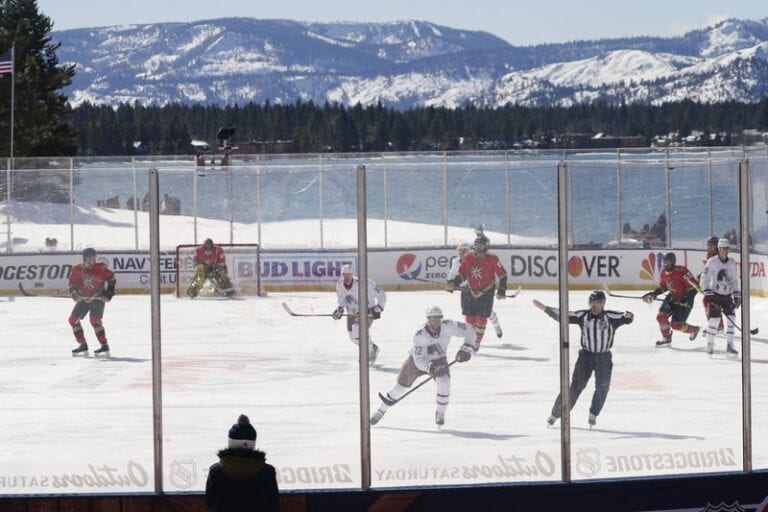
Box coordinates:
[53,17,768,109]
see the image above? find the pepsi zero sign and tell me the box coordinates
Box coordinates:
[396,253,455,281]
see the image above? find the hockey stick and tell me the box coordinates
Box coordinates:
[682,276,758,335]
[384,360,459,406]
[505,286,523,298]
[412,277,448,286]
[602,285,662,302]
[18,283,70,298]
[281,302,355,318]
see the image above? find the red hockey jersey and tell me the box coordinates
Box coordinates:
[456,252,507,294]
[658,265,698,301]
[68,262,115,298]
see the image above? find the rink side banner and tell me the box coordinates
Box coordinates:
[1,249,767,295]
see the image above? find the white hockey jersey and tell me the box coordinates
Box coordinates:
[700,255,740,296]
[335,276,387,314]
[410,319,474,372]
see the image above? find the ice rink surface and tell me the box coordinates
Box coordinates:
[2,288,768,492]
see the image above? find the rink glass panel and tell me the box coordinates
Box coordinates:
[0,162,155,494]
[752,152,768,471]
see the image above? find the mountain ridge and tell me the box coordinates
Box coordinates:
[52,16,768,109]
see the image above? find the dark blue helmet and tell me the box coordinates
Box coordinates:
[589,290,606,303]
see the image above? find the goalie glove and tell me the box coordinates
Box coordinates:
[426,357,449,377]
[331,306,344,320]
[69,286,82,302]
[732,291,741,309]
[455,344,473,362]
[370,305,383,320]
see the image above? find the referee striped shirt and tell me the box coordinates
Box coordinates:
[568,309,632,353]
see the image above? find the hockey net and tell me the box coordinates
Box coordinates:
[175,243,262,298]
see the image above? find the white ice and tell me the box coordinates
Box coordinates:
[2,286,768,493]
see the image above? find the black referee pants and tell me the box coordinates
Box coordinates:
[550,349,613,419]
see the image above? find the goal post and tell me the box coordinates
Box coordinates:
[175,243,262,297]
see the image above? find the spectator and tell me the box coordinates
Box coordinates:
[206,414,279,512]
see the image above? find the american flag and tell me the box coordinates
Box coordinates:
[0,49,13,75]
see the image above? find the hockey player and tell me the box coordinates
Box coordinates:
[370,306,475,427]
[186,238,235,298]
[700,239,740,356]
[641,252,700,347]
[446,230,508,352]
[332,265,386,366]
[68,248,116,356]
[447,242,504,338]
[535,291,634,428]
[701,237,724,333]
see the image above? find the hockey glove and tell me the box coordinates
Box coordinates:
[69,286,82,302]
[370,305,383,320]
[455,344,473,362]
[331,307,344,320]
[732,292,742,309]
[100,289,114,302]
[641,292,656,304]
[426,358,449,377]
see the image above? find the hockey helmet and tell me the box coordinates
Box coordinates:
[663,252,676,267]
[426,305,443,318]
[588,290,606,303]
[203,238,214,251]
[426,305,443,329]
[341,264,354,275]
[82,247,97,260]
[706,236,718,247]
[473,234,490,254]
[718,238,730,249]
[456,242,471,256]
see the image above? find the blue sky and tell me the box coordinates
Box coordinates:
[37,0,767,45]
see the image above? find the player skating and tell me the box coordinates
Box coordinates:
[68,248,116,357]
[370,306,475,428]
[700,239,740,356]
[447,242,504,338]
[701,237,724,333]
[332,265,386,366]
[186,238,235,298]
[641,252,700,347]
[446,229,508,352]
[534,291,633,428]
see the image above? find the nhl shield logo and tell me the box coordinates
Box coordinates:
[169,459,197,489]
[575,447,601,477]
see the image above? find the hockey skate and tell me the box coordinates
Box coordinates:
[379,392,396,406]
[588,414,597,429]
[726,344,739,356]
[655,337,672,348]
[435,411,445,427]
[71,342,89,356]
[94,343,110,357]
[706,342,714,355]
[689,326,700,341]
[371,408,386,425]
[494,324,503,339]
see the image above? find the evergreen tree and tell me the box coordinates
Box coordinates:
[0,0,76,157]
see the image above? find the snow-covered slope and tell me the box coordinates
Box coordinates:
[54,16,768,109]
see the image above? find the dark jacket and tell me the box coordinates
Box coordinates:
[206,448,279,512]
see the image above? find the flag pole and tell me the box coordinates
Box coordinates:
[5,45,14,253]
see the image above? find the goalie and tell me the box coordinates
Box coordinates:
[186,238,235,298]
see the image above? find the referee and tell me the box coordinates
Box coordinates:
[533,291,633,428]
